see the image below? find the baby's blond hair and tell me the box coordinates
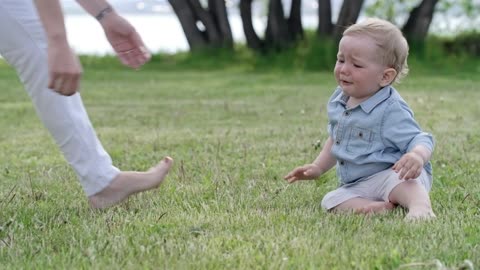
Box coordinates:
[343,18,409,83]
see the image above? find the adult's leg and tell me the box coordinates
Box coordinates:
[0,0,172,208]
[0,0,118,196]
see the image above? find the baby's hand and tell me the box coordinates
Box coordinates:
[284,164,324,183]
[392,152,424,180]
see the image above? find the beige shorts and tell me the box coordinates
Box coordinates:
[321,168,432,210]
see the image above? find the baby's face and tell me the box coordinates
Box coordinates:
[334,35,390,102]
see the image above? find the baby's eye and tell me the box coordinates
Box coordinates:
[337,59,345,63]
[353,64,363,68]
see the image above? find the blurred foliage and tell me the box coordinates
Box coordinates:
[364,0,418,25]
[436,0,480,19]
[442,31,480,56]
[408,34,480,76]
[364,0,480,33]
[79,30,479,76]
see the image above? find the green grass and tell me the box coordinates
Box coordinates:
[0,59,479,269]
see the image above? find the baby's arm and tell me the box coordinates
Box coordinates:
[382,100,434,180]
[393,144,432,180]
[284,137,337,183]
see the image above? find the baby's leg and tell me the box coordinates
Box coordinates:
[388,180,435,220]
[322,176,396,215]
[333,197,396,214]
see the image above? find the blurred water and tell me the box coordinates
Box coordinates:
[65,13,318,55]
[62,1,478,55]
[65,14,190,54]
[63,0,321,55]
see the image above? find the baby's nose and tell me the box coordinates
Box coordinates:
[340,65,349,74]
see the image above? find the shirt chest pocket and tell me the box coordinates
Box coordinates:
[346,127,374,154]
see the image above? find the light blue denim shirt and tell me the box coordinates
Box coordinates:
[327,85,434,185]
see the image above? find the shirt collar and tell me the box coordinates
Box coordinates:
[360,86,392,113]
[331,86,392,114]
[331,87,349,105]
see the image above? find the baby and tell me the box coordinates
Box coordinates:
[284,18,435,220]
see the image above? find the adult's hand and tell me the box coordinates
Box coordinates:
[100,14,151,69]
[33,0,83,96]
[47,39,83,96]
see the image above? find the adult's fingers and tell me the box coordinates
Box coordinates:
[117,49,139,68]
[126,49,144,68]
[132,47,151,66]
[61,73,81,96]
[117,47,150,68]
[48,73,60,90]
[48,73,81,96]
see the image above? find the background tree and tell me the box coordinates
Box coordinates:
[364,0,441,43]
[170,0,472,53]
[315,0,364,40]
[168,0,233,50]
[239,0,264,51]
[317,0,333,37]
[402,0,440,42]
[333,0,365,40]
[287,0,304,41]
[240,0,303,52]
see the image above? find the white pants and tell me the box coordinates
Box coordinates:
[0,0,119,196]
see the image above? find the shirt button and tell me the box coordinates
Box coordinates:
[335,140,340,145]
[340,161,345,165]
[344,111,350,116]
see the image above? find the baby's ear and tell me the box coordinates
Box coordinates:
[380,68,397,86]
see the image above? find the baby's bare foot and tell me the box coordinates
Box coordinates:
[88,156,173,209]
[356,201,396,214]
[405,206,436,221]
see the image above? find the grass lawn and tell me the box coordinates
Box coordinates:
[0,60,479,269]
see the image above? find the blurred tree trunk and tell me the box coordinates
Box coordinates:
[209,0,233,46]
[288,0,304,41]
[334,0,365,40]
[317,0,333,37]
[239,0,264,51]
[240,0,304,52]
[168,0,233,50]
[402,0,439,42]
[265,0,290,49]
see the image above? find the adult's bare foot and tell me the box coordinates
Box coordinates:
[88,156,173,209]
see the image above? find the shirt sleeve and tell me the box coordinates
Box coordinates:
[326,87,343,138]
[381,100,434,153]
[327,122,333,137]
